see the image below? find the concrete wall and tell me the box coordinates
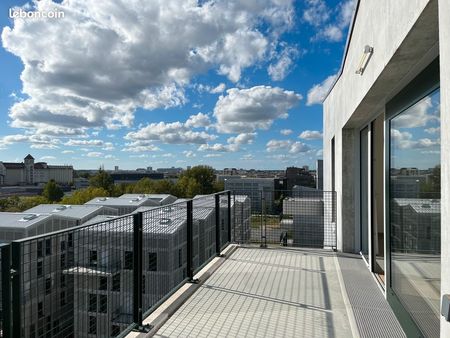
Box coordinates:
[439,0,450,335]
[323,0,438,252]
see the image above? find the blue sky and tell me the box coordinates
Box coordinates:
[0,0,355,170]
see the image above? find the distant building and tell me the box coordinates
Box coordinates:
[0,154,73,186]
[156,167,183,175]
[224,177,274,213]
[73,177,90,190]
[316,160,323,190]
[285,167,315,190]
[109,171,163,184]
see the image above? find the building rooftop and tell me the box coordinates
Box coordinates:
[85,196,156,207]
[0,212,52,229]
[25,204,111,219]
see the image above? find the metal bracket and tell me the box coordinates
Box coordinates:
[188,278,200,284]
[133,324,153,333]
[10,268,18,279]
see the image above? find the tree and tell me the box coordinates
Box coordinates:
[175,176,202,198]
[180,166,216,194]
[89,169,114,192]
[42,180,64,202]
[61,187,109,205]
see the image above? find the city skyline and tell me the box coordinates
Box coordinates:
[0,0,355,170]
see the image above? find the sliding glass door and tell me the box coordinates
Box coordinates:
[389,88,440,337]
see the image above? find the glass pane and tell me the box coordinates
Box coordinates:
[390,89,440,338]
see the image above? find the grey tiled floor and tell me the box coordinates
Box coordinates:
[155,247,353,338]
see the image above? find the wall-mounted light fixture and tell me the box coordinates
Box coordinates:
[355,45,374,75]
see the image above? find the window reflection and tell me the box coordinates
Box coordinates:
[390,89,440,338]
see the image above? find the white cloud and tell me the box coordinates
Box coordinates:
[0,134,60,149]
[102,142,115,151]
[266,139,310,153]
[185,113,211,128]
[61,150,74,154]
[121,140,160,153]
[280,129,293,136]
[391,129,439,149]
[87,152,103,158]
[130,154,149,158]
[306,73,337,106]
[241,154,254,160]
[425,127,440,134]
[183,150,196,158]
[204,154,222,158]
[227,133,256,145]
[303,0,330,27]
[198,143,232,152]
[299,130,323,140]
[125,121,217,145]
[65,139,104,147]
[214,86,301,133]
[2,0,294,134]
[268,46,298,81]
[392,97,439,128]
[307,0,356,43]
[210,83,226,94]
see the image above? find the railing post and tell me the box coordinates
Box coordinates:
[1,244,11,338]
[227,191,231,244]
[11,242,21,337]
[215,194,221,256]
[133,212,150,332]
[186,200,196,282]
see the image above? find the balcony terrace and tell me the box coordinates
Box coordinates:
[0,190,406,337]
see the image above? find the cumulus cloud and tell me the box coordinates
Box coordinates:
[121,140,160,153]
[210,83,226,94]
[299,130,323,140]
[305,0,356,42]
[2,0,294,135]
[280,129,293,136]
[185,113,211,128]
[65,139,104,147]
[183,150,196,158]
[214,86,301,133]
[306,73,337,105]
[87,152,103,158]
[303,0,330,27]
[0,134,60,149]
[266,139,310,154]
[392,97,439,128]
[125,120,217,145]
[268,45,298,81]
[391,129,439,149]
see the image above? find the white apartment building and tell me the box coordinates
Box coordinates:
[0,154,73,186]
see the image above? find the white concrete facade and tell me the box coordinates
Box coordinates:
[324,0,447,336]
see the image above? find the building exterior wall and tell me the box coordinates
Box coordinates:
[323,0,444,336]
[438,0,450,335]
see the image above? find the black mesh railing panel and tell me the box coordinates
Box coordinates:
[0,191,238,337]
[230,189,336,249]
[192,195,217,275]
[140,201,187,314]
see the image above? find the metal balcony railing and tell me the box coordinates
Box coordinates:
[0,188,337,338]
